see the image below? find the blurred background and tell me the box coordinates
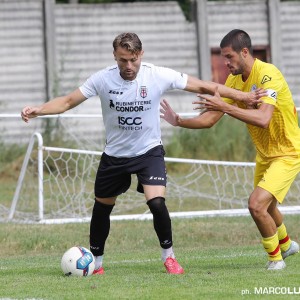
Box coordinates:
[1,0,300,223]
[1,0,299,145]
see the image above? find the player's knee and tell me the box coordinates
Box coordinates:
[147,196,167,215]
[248,197,268,219]
[92,199,114,217]
[248,202,259,218]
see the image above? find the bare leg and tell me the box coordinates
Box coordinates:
[248,186,277,238]
[267,199,283,227]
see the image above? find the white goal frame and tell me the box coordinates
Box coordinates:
[8,132,300,224]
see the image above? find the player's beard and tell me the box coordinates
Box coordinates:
[230,65,244,75]
[120,69,137,81]
[230,55,246,76]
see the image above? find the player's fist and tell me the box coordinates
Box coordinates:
[21,106,40,123]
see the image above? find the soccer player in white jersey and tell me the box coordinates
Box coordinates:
[21,32,263,275]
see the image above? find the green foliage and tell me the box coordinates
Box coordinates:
[0,216,300,299]
[0,142,26,171]
[164,116,256,162]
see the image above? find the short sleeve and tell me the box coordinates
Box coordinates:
[154,66,188,91]
[79,71,104,99]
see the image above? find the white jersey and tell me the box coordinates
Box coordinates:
[79,62,188,157]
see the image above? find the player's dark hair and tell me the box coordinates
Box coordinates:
[113,32,143,54]
[220,29,253,55]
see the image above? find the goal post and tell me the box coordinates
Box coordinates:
[9,132,44,221]
[7,132,300,224]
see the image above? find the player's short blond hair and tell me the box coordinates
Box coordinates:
[113,32,143,54]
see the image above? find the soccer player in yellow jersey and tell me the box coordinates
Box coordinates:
[161,29,300,270]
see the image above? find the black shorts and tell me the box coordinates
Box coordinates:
[94,145,167,198]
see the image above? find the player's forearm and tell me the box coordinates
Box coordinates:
[185,77,248,101]
[38,96,72,115]
[223,104,271,128]
[177,115,214,129]
[214,84,247,101]
[39,90,87,115]
[185,77,219,94]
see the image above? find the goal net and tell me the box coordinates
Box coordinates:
[7,132,300,224]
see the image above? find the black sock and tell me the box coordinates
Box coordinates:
[89,200,114,256]
[147,197,173,249]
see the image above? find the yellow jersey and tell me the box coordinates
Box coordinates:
[223,59,300,159]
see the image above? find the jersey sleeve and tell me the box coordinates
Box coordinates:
[79,70,103,99]
[154,66,188,90]
[258,65,283,106]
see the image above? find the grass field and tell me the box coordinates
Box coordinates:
[1,215,300,300]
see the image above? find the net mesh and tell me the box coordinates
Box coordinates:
[7,139,300,223]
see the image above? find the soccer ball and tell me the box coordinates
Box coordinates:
[61,246,95,276]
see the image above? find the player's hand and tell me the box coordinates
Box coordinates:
[21,106,41,123]
[193,86,227,112]
[243,88,266,107]
[160,99,180,126]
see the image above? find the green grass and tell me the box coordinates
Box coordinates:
[1,121,300,299]
[1,216,300,299]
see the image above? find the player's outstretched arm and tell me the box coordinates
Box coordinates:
[21,88,86,123]
[160,99,223,129]
[195,87,274,128]
[184,75,265,106]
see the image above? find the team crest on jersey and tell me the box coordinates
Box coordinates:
[261,75,272,84]
[250,84,257,92]
[140,86,147,98]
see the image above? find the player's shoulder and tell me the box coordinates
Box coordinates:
[254,59,283,84]
[88,65,119,80]
[254,59,279,74]
[140,62,164,74]
[141,62,175,73]
[141,62,155,68]
[104,64,119,74]
[138,63,173,80]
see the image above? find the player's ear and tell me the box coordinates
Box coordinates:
[241,48,248,58]
[113,51,117,61]
[139,50,144,58]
